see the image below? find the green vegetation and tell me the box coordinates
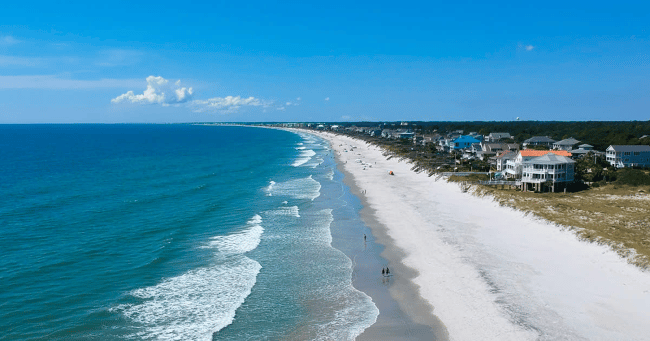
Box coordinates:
[474,183,650,269]
[448,174,490,182]
[616,169,650,186]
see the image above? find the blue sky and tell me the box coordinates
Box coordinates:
[1,1,649,123]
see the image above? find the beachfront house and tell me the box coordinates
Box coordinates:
[381,129,394,138]
[521,153,575,192]
[523,136,556,149]
[606,145,650,168]
[416,134,442,146]
[450,135,482,152]
[438,138,452,152]
[486,132,512,143]
[553,137,581,151]
[398,131,415,139]
[504,150,572,179]
[568,144,597,159]
[495,150,516,171]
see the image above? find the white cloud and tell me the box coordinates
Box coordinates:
[324,97,330,101]
[192,95,269,113]
[0,75,142,89]
[0,35,20,46]
[112,76,272,114]
[111,76,193,105]
[518,43,535,51]
[296,97,301,101]
[277,106,286,111]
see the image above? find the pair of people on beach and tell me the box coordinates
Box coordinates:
[381,266,390,276]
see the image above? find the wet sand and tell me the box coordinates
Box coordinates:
[334,153,449,340]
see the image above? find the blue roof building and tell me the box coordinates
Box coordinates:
[450,135,481,150]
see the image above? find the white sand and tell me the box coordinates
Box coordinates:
[309,131,650,341]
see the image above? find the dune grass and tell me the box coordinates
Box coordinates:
[473,184,650,269]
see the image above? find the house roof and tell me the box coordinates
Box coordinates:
[489,132,511,139]
[496,150,517,159]
[523,153,575,165]
[578,144,593,148]
[520,150,572,157]
[452,135,481,143]
[523,136,556,143]
[524,153,575,165]
[570,148,591,155]
[608,145,650,152]
[485,143,505,151]
[554,137,580,146]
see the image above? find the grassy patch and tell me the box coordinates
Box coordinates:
[473,183,650,269]
[448,174,490,182]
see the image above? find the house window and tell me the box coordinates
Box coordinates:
[624,152,631,156]
[634,152,640,156]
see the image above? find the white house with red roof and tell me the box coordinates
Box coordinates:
[504,150,573,180]
[520,153,575,192]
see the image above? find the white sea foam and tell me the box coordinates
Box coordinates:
[116,256,261,341]
[296,146,306,150]
[326,168,334,180]
[116,215,265,340]
[267,175,321,200]
[206,215,264,254]
[302,209,378,340]
[311,209,334,245]
[269,205,300,217]
[265,181,276,196]
[292,149,316,167]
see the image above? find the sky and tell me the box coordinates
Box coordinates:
[1,0,649,123]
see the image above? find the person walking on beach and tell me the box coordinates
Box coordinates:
[385,267,390,275]
[381,268,385,276]
[363,234,366,242]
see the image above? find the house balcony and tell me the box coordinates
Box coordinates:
[521,172,573,183]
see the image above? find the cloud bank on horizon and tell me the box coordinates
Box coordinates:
[112,76,272,113]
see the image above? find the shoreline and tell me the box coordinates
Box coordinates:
[295,129,650,341]
[331,139,450,340]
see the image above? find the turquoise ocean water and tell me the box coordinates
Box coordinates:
[0,124,378,340]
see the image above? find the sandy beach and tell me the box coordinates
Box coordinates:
[300,129,650,341]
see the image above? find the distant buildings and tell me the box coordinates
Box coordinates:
[522,136,556,149]
[298,124,649,176]
[553,137,580,151]
[485,132,512,143]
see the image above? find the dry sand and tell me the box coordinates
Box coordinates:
[303,130,650,341]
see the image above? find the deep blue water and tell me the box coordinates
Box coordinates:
[0,124,377,340]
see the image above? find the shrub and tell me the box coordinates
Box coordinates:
[615,169,650,186]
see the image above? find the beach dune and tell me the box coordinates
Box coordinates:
[310,130,650,341]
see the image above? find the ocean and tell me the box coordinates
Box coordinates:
[0,124,379,340]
